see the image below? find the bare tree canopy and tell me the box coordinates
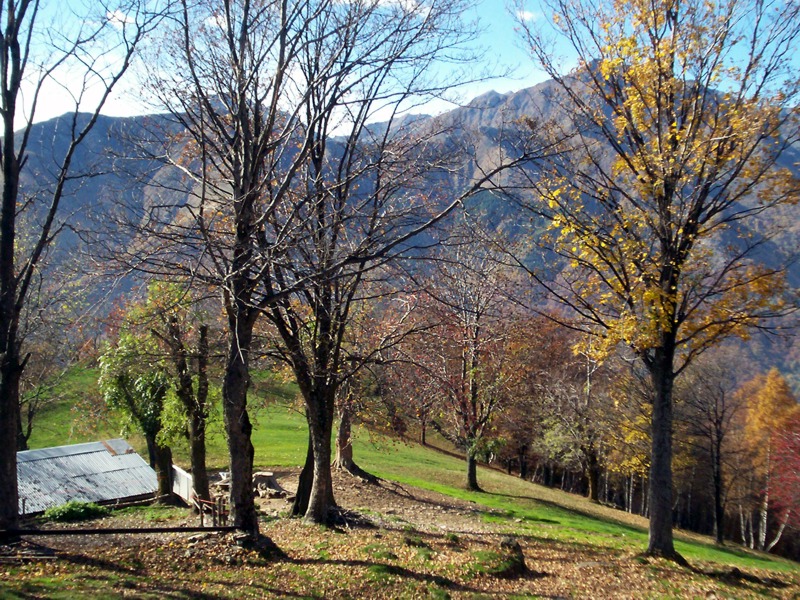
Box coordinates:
[0,0,164,531]
[101,0,551,530]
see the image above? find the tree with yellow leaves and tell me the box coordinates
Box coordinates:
[735,368,799,551]
[515,0,800,560]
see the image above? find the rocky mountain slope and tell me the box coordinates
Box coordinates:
[17,78,800,385]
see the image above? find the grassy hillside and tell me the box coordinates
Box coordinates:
[26,367,304,466]
[22,367,800,580]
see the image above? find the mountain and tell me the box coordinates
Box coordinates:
[15,78,800,389]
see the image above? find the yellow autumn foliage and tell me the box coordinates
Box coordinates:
[537,0,799,364]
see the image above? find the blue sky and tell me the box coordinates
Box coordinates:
[465,0,548,97]
[26,0,552,124]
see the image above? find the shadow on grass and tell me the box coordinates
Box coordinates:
[703,565,789,588]
[374,478,497,517]
[486,490,647,535]
[287,555,546,594]
[2,566,223,600]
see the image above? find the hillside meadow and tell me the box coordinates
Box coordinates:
[2,367,797,598]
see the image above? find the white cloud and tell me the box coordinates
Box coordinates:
[516,9,538,22]
[205,12,227,30]
[107,10,135,29]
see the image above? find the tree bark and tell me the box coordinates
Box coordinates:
[466,450,481,492]
[334,403,378,483]
[189,409,210,503]
[222,324,258,534]
[165,318,211,503]
[16,404,28,451]
[586,448,600,503]
[765,509,789,553]
[334,403,355,471]
[0,113,21,530]
[154,442,174,503]
[145,434,158,469]
[519,445,529,480]
[757,444,771,551]
[646,347,680,561]
[304,388,337,524]
[189,324,210,502]
[0,357,21,529]
[292,435,314,517]
[711,436,724,544]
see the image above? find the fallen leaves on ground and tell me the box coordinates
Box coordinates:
[0,471,797,599]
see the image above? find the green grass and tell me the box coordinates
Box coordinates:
[353,432,799,572]
[28,366,307,470]
[25,366,800,576]
[115,504,186,523]
[26,367,122,449]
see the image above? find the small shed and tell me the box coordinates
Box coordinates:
[17,439,158,515]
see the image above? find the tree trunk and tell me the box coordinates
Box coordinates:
[16,403,28,451]
[646,347,680,561]
[641,474,648,517]
[0,120,21,531]
[191,324,210,502]
[466,450,481,492]
[292,435,314,517]
[154,442,174,503]
[519,454,528,480]
[711,437,724,544]
[585,447,600,503]
[0,358,21,529]
[420,419,427,446]
[765,509,790,553]
[304,388,337,524]
[222,328,258,534]
[334,403,355,471]
[145,433,158,469]
[757,444,771,551]
[758,491,769,551]
[739,504,746,546]
[166,318,211,503]
[625,475,631,512]
[189,411,210,503]
[333,402,378,483]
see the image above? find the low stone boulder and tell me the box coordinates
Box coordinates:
[472,536,527,578]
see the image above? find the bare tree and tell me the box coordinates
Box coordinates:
[16,257,88,450]
[0,0,161,530]
[110,0,551,529]
[675,351,748,544]
[392,223,523,491]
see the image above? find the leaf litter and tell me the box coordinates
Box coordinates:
[0,469,797,599]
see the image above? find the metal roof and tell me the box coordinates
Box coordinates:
[17,439,158,515]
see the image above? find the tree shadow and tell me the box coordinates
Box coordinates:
[374,478,488,514]
[287,555,544,593]
[486,490,648,536]
[692,565,790,591]
[1,552,225,600]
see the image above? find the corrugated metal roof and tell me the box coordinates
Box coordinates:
[17,439,158,515]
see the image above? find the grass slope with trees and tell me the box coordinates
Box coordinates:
[3,368,798,599]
